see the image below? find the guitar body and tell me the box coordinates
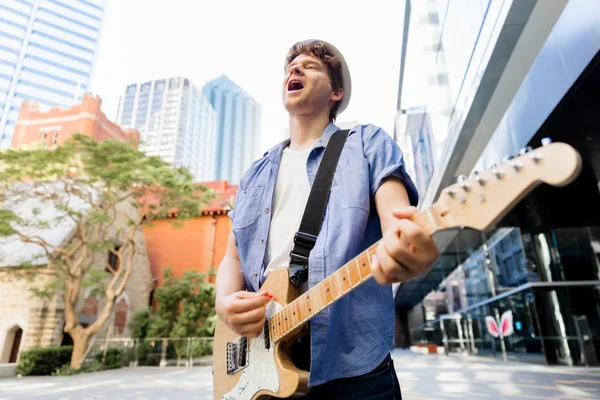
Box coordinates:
[213,268,310,400]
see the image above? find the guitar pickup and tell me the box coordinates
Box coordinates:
[226,338,249,375]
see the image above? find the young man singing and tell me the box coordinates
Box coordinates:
[215,39,439,399]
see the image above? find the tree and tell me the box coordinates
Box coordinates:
[0,135,215,368]
[130,267,216,365]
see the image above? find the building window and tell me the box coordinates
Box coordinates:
[41,132,47,144]
[106,245,121,273]
[126,84,137,94]
[52,132,58,145]
[169,78,180,90]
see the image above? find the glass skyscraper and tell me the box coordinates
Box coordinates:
[0,0,105,148]
[116,77,217,182]
[202,75,261,184]
[394,0,600,368]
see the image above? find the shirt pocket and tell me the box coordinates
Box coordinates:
[334,158,370,212]
[232,185,264,229]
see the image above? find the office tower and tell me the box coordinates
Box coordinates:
[0,0,105,147]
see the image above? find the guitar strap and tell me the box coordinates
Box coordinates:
[288,129,349,286]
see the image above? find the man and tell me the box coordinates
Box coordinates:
[215,39,439,399]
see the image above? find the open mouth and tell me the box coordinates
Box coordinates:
[288,80,304,91]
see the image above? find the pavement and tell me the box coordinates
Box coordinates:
[0,350,598,399]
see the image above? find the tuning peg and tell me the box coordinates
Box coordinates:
[509,161,523,172]
[457,175,471,192]
[529,152,543,163]
[445,188,457,198]
[492,167,505,179]
[541,137,552,146]
[502,155,515,163]
[470,170,486,186]
[519,146,533,155]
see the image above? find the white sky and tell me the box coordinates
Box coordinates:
[90,0,405,153]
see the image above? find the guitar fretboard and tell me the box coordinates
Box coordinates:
[268,210,436,343]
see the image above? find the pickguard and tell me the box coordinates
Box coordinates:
[222,301,283,400]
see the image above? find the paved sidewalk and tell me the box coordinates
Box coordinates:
[0,350,598,399]
[392,349,600,399]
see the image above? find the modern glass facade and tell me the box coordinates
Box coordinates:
[395,0,600,367]
[116,77,217,182]
[202,75,261,184]
[0,0,104,148]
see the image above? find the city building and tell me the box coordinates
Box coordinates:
[397,107,436,201]
[11,93,138,148]
[0,198,152,365]
[395,0,600,368]
[115,77,217,182]
[202,75,261,184]
[142,180,237,290]
[0,0,105,148]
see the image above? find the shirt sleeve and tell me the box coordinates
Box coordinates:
[362,124,419,206]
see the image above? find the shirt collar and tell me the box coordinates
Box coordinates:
[265,122,341,162]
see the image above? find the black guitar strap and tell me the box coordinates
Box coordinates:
[288,129,349,286]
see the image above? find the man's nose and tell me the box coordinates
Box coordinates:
[291,66,303,75]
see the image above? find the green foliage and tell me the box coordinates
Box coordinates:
[95,347,125,369]
[16,346,73,376]
[128,308,151,339]
[147,268,216,340]
[0,134,216,300]
[51,360,102,376]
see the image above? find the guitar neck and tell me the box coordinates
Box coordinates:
[269,210,437,343]
[267,142,582,343]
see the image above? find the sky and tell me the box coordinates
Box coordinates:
[90,0,405,153]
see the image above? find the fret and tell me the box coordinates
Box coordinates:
[314,284,325,312]
[273,313,280,340]
[279,311,285,338]
[339,264,351,294]
[364,248,374,280]
[322,279,333,305]
[357,254,369,280]
[294,301,301,327]
[283,308,291,333]
[330,272,342,299]
[305,292,314,317]
[299,294,307,322]
[271,316,277,340]
[348,259,361,287]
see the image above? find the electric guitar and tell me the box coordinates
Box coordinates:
[213,141,582,400]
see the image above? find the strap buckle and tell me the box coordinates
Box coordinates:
[288,232,317,286]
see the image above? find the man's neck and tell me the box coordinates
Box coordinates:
[287,114,331,151]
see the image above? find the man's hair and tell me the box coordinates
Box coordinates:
[285,40,344,122]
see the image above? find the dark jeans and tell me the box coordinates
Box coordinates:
[299,354,402,400]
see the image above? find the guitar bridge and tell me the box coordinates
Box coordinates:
[226,337,249,375]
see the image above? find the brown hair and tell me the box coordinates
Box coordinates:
[285,40,343,122]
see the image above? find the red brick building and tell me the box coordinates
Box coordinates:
[143,181,238,287]
[11,93,139,149]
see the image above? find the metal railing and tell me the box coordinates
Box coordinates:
[84,337,214,368]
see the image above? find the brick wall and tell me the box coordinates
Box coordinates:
[143,213,231,285]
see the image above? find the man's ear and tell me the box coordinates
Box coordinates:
[331,87,343,102]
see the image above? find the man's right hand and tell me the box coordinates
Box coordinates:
[216,291,273,338]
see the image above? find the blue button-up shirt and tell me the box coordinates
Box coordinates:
[229,123,418,386]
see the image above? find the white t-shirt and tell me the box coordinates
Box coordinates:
[263,146,311,278]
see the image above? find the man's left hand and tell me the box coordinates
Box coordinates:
[371,206,440,285]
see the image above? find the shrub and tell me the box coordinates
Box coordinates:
[16,346,73,376]
[95,347,124,369]
[51,360,102,376]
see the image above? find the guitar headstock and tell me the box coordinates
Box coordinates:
[432,140,582,231]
